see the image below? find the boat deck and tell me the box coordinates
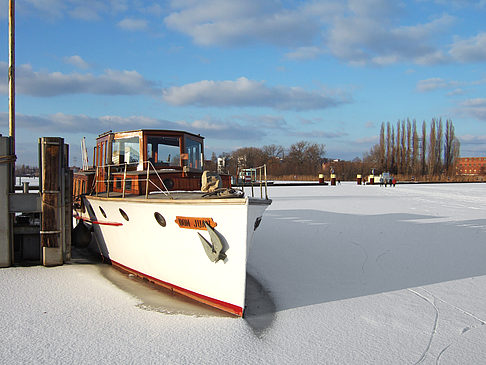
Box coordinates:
[85,191,272,206]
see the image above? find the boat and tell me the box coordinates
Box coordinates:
[72,129,271,316]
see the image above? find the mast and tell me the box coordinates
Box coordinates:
[8,0,15,155]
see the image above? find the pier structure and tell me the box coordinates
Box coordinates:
[0,136,72,267]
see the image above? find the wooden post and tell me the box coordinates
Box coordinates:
[62,143,72,263]
[40,137,63,266]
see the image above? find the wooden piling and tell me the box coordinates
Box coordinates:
[40,137,63,266]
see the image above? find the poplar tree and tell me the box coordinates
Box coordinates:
[406,119,411,175]
[436,118,443,174]
[386,122,391,171]
[390,126,396,174]
[421,121,427,176]
[412,120,419,175]
[396,120,401,174]
[428,119,437,175]
[379,122,386,171]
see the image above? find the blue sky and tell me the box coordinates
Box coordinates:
[1,0,486,166]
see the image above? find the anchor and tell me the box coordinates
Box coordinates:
[198,221,227,262]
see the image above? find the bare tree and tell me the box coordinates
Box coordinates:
[379,122,386,171]
[262,144,284,159]
[444,119,460,175]
[386,122,391,171]
[428,119,437,175]
[401,121,406,174]
[390,125,396,174]
[412,120,419,175]
[286,141,326,175]
[406,119,412,175]
[421,121,427,176]
[396,120,402,174]
[436,118,443,174]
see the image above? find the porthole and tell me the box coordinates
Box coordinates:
[154,212,166,227]
[99,206,107,218]
[254,216,262,231]
[162,178,174,190]
[119,208,129,221]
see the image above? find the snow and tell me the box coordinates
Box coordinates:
[2,182,486,364]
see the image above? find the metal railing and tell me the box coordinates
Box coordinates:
[237,164,268,200]
[92,161,172,199]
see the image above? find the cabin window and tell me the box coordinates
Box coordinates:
[147,136,180,166]
[112,137,140,165]
[184,137,202,170]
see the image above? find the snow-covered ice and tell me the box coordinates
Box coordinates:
[1,182,486,364]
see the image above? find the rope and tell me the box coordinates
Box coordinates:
[0,154,17,164]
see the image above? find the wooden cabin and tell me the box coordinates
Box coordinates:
[73,130,231,197]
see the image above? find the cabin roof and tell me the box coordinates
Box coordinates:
[98,129,204,140]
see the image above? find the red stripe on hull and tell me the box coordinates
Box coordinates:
[110,259,243,317]
[74,215,123,226]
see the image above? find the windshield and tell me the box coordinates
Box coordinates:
[112,137,140,165]
[184,137,203,170]
[147,136,181,166]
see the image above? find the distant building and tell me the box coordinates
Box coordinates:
[456,157,486,175]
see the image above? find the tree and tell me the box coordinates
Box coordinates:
[396,120,401,174]
[386,122,392,171]
[286,141,326,175]
[262,144,284,160]
[406,119,411,175]
[412,120,419,175]
[436,118,443,174]
[379,122,386,171]
[421,121,427,176]
[390,125,396,173]
[428,119,437,175]
[444,119,460,175]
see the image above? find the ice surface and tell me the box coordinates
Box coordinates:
[1,182,486,364]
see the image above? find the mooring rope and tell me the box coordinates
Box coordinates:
[0,154,17,164]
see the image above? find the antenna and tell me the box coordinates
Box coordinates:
[81,137,89,170]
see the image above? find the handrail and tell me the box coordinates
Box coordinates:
[237,164,268,199]
[92,161,172,199]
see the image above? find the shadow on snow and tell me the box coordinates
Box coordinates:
[249,209,486,312]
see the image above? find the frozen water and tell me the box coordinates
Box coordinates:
[1,182,486,364]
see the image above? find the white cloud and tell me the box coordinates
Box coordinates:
[162,77,349,111]
[285,47,324,61]
[457,134,486,156]
[15,0,128,20]
[417,78,455,92]
[117,18,148,31]
[326,11,454,65]
[0,62,158,97]
[449,32,486,62]
[164,0,320,47]
[0,112,172,133]
[294,130,348,139]
[0,111,282,142]
[175,117,263,140]
[163,0,456,66]
[417,77,486,94]
[458,98,486,121]
[63,55,90,69]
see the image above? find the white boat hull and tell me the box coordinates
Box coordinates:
[80,195,270,316]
